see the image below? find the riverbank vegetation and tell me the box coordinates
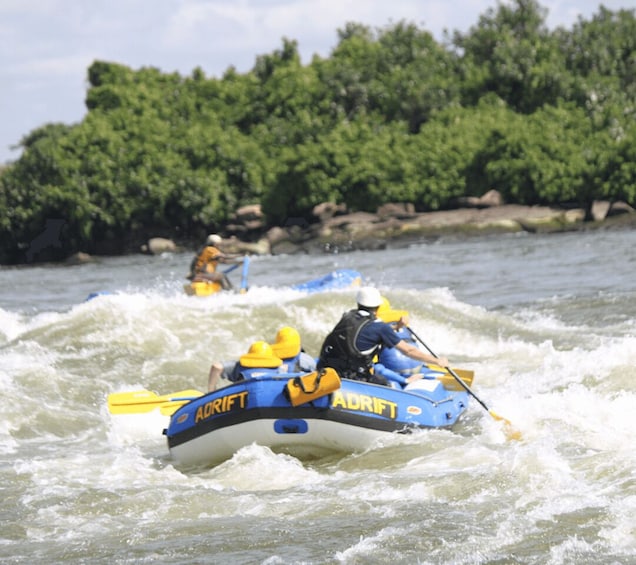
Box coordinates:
[1,0,636,263]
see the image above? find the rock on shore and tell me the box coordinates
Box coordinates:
[218,193,635,256]
[140,192,635,257]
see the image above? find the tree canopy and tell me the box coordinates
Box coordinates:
[1,0,635,263]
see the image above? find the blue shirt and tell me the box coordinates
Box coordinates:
[280,352,317,373]
[355,317,402,353]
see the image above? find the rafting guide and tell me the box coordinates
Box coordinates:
[317,286,449,385]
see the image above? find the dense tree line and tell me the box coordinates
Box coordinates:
[1,0,636,263]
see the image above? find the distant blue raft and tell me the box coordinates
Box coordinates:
[85,291,113,301]
[291,269,362,294]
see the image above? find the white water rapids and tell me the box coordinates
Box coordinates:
[1,230,634,564]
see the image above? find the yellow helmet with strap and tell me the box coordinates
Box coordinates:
[271,326,301,359]
[377,296,409,323]
[240,341,282,368]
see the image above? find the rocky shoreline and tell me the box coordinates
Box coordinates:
[141,192,636,257]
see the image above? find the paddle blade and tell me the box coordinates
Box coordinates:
[429,365,474,390]
[488,409,522,441]
[159,400,194,416]
[108,390,160,414]
[107,389,203,415]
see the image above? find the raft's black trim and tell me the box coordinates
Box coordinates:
[166,406,432,449]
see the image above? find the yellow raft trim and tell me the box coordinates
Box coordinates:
[184,281,223,296]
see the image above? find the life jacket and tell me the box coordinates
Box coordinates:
[227,365,282,382]
[239,367,282,380]
[189,245,221,278]
[317,309,379,380]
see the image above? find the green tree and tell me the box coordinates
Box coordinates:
[454,0,573,112]
[2,3,636,264]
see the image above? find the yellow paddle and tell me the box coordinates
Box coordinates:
[107,389,204,416]
[426,365,475,390]
[407,327,521,441]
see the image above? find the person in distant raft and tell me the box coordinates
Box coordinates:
[187,234,243,290]
[317,286,449,386]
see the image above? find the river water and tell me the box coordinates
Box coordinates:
[1,229,634,564]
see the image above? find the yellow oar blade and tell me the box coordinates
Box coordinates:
[107,389,203,415]
[488,409,522,441]
[428,365,474,390]
[407,328,521,441]
[159,400,194,416]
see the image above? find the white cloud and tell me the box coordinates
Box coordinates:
[7,54,95,79]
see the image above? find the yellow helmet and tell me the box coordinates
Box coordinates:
[239,341,282,368]
[377,296,409,323]
[271,326,301,359]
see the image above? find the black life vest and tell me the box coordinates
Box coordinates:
[317,309,379,380]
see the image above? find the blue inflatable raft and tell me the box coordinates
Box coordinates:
[291,269,362,294]
[163,365,470,467]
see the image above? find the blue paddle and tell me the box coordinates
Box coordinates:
[240,256,250,293]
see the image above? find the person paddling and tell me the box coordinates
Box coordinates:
[317,286,449,386]
[187,234,243,290]
[373,296,432,387]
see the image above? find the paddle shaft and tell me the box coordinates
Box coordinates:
[240,256,250,292]
[406,327,493,413]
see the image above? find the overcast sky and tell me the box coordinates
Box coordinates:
[1,0,634,164]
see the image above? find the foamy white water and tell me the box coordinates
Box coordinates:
[1,230,635,564]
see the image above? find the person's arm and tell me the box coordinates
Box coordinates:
[217,252,245,265]
[395,340,449,368]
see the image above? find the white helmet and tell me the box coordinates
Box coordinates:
[206,234,222,245]
[356,286,382,308]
